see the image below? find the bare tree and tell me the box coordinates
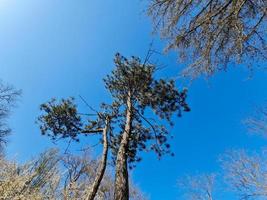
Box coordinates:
[244,105,267,138]
[178,150,267,200]
[220,150,267,200]
[148,0,267,78]
[178,174,216,200]
[0,81,21,150]
[60,151,148,200]
[0,148,148,200]
[61,152,94,200]
[0,149,60,200]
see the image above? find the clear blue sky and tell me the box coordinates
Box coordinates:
[1,1,267,199]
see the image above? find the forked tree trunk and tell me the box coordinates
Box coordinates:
[114,94,132,200]
[86,117,110,200]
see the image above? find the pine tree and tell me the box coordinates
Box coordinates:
[38,53,190,200]
[38,98,111,200]
[104,53,189,200]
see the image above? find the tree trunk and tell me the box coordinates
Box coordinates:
[114,95,132,200]
[86,117,110,200]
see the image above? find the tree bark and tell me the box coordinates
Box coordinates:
[86,117,110,200]
[114,94,132,200]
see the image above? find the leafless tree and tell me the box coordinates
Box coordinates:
[244,105,267,138]
[60,151,148,200]
[178,174,216,200]
[148,0,267,78]
[220,149,267,200]
[0,148,148,200]
[0,81,21,150]
[178,150,267,200]
[0,149,60,200]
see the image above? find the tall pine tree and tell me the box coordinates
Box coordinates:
[105,53,189,200]
[38,53,190,200]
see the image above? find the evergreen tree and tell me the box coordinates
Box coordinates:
[105,53,189,200]
[38,53,190,200]
[38,98,111,200]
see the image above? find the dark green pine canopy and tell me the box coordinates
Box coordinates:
[104,53,190,166]
[38,53,190,167]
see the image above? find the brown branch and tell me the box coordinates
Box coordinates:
[81,129,103,134]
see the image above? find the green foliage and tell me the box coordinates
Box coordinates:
[38,53,190,167]
[104,53,190,166]
[38,98,83,142]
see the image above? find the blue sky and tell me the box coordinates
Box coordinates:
[1,1,267,199]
